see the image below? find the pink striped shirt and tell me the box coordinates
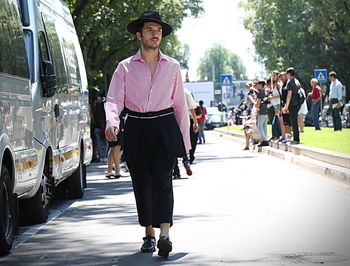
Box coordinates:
[105,49,191,152]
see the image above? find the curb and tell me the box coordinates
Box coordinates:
[214,128,350,185]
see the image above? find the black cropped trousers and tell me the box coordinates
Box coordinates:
[123,108,185,228]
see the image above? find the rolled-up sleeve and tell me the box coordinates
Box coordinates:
[105,63,125,134]
[172,66,191,152]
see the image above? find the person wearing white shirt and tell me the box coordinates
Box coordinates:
[328,71,343,131]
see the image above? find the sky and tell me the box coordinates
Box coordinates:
[176,0,265,81]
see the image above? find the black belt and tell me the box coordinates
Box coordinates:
[126,107,174,119]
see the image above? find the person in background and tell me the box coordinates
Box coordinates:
[173,87,198,179]
[269,70,285,140]
[308,78,322,130]
[197,100,207,144]
[105,112,125,178]
[328,71,343,131]
[297,87,308,133]
[242,81,258,150]
[92,96,108,162]
[255,79,270,147]
[279,72,292,143]
[283,67,302,144]
[104,11,190,257]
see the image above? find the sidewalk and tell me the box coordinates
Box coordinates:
[214,128,350,184]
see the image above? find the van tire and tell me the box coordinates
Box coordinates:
[0,166,14,255]
[67,159,84,199]
[20,182,49,224]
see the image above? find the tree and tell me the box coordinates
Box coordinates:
[65,0,203,94]
[197,43,247,82]
[242,0,350,100]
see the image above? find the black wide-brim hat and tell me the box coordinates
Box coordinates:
[127,10,173,37]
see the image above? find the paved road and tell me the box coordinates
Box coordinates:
[1,131,350,265]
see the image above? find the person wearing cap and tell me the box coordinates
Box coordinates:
[104,10,190,257]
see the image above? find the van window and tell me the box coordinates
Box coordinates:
[42,12,81,94]
[38,31,50,62]
[0,0,29,79]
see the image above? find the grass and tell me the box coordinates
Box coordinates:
[223,125,350,155]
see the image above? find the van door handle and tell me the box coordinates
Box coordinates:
[54,104,59,118]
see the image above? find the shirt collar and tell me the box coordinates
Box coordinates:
[132,49,169,62]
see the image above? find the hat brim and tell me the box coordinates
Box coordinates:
[127,18,172,37]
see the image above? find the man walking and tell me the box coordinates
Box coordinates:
[104,10,190,258]
[328,71,343,131]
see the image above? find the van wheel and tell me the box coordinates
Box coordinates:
[0,166,14,255]
[20,174,50,224]
[67,159,84,199]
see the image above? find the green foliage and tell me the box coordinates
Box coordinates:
[242,0,350,99]
[65,0,203,94]
[197,43,247,82]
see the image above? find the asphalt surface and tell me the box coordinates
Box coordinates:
[1,131,350,265]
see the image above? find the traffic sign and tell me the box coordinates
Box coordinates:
[314,69,328,83]
[220,74,233,85]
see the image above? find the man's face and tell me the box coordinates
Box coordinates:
[329,76,335,82]
[286,73,292,80]
[137,22,163,50]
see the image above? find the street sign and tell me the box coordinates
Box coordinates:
[220,74,233,85]
[314,69,328,83]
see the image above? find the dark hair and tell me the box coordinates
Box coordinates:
[329,71,337,79]
[286,67,296,76]
[136,23,144,35]
[199,100,204,105]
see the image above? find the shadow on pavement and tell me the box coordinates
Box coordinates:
[117,251,188,266]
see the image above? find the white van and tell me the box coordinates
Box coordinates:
[0,0,92,254]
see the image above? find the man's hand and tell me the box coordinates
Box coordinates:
[193,123,199,133]
[105,126,118,142]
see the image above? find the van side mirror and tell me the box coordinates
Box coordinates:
[41,60,57,98]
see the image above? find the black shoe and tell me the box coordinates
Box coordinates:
[157,236,172,258]
[257,141,269,147]
[173,174,181,179]
[242,147,249,151]
[141,236,156,253]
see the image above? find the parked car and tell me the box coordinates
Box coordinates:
[205,107,227,129]
[343,102,350,128]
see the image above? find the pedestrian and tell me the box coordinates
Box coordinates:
[279,72,292,143]
[197,100,207,144]
[308,78,322,130]
[328,71,343,131]
[242,81,258,150]
[297,87,308,133]
[282,67,302,144]
[92,96,108,162]
[105,112,125,179]
[269,70,285,140]
[255,79,270,147]
[173,87,199,179]
[104,10,190,258]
